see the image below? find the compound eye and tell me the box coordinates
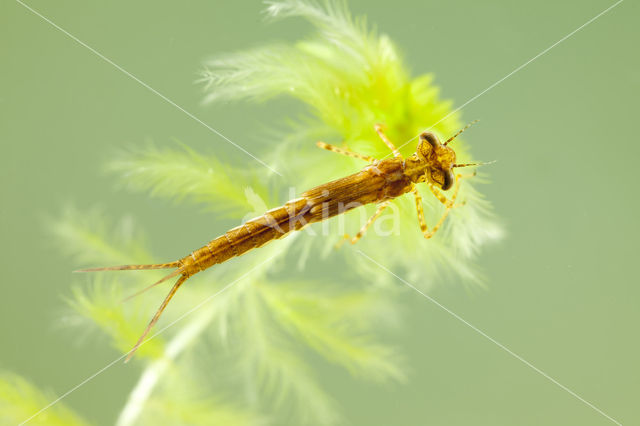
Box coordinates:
[420,132,440,148]
[442,170,454,190]
[418,132,441,160]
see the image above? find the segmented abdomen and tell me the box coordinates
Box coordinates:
[179,197,311,275]
[180,158,409,276]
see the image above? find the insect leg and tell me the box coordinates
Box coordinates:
[413,187,453,240]
[415,173,473,239]
[374,124,402,158]
[412,187,432,236]
[428,171,477,207]
[338,201,390,246]
[428,184,455,208]
[316,141,376,163]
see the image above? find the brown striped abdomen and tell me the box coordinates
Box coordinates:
[178,197,311,275]
[179,157,412,276]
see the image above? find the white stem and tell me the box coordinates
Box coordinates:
[116,236,296,426]
[116,308,215,426]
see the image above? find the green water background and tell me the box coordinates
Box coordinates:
[1,0,638,424]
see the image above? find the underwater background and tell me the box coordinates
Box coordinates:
[1,0,638,425]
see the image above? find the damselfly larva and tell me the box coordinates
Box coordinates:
[79,122,485,361]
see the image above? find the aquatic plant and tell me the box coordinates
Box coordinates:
[8,1,501,424]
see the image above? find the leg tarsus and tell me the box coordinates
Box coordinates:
[337,201,389,247]
[414,172,475,239]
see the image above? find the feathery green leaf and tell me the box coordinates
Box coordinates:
[0,373,90,426]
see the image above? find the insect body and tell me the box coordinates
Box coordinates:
[80,123,482,360]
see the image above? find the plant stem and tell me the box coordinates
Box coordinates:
[115,308,216,426]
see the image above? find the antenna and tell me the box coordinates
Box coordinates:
[444,119,480,146]
[452,160,496,168]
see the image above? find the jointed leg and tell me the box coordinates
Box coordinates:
[428,184,455,208]
[413,187,447,239]
[412,187,430,235]
[316,141,376,163]
[424,203,454,239]
[374,124,402,158]
[428,171,476,207]
[338,201,389,246]
[414,172,474,239]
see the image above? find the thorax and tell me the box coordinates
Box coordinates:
[363,155,426,200]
